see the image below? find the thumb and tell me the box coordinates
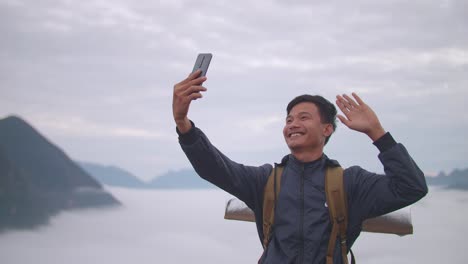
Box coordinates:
[337,114,351,128]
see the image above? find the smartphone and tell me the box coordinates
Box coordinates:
[192,53,212,77]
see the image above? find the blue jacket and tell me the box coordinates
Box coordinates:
[178,123,428,264]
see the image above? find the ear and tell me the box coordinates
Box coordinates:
[323,123,334,137]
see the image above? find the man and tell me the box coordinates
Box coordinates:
[172,70,428,263]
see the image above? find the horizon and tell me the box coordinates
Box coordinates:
[0,113,463,181]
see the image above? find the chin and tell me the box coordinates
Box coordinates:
[287,142,302,151]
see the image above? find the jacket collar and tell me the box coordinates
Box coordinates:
[277,153,340,168]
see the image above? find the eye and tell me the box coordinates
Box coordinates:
[300,115,309,121]
[286,118,293,124]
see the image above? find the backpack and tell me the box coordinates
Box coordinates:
[262,164,356,264]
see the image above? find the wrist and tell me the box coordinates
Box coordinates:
[373,132,396,152]
[175,117,192,134]
[367,127,386,142]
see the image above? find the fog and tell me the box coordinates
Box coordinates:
[0,187,466,263]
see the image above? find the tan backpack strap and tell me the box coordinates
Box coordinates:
[325,166,351,264]
[262,165,283,249]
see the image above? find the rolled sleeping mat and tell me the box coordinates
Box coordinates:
[224,198,413,236]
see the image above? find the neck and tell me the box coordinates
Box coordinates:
[290,148,324,163]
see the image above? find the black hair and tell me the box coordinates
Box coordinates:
[286,94,337,145]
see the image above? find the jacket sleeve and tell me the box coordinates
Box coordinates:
[346,132,428,221]
[177,122,272,210]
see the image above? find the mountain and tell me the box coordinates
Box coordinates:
[77,161,215,190]
[148,169,215,189]
[0,148,50,228]
[78,161,147,188]
[426,168,468,190]
[0,115,120,231]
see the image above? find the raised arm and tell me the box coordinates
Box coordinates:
[172,69,207,134]
[172,71,270,210]
[335,93,428,219]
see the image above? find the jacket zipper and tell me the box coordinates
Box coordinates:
[298,165,305,263]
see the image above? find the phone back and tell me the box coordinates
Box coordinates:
[192,53,212,77]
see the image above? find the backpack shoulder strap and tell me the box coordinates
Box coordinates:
[262,164,283,249]
[325,165,354,264]
[262,164,355,263]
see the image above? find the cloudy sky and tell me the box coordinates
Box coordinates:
[1,0,467,180]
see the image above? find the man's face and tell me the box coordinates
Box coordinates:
[283,102,332,152]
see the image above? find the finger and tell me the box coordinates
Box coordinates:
[182,85,207,96]
[337,114,350,127]
[342,94,359,108]
[335,98,346,111]
[188,92,203,101]
[174,76,206,94]
[336,95,351,112]
[187,76,207,87]
[176,69,202,86]
[187,69,202,80]
[352,92,365,106]
[337,98,355,124]
[336,100,349,119]
[339,94,355,110]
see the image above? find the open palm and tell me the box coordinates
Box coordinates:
[335,93,386,141]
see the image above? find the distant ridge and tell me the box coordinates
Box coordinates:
[0,115,120,231]
[426,168,468,190]
[148,169,215,189]
[80,160,468,191]
[78,161,215,189]
[78,161,147,188]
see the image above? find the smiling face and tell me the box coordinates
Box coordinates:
[283,102,333,155]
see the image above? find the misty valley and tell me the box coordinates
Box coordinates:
[1,116,467,263]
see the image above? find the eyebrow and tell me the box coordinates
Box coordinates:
[286,111,313,120]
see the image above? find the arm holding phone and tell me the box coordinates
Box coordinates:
[172,53,269,210]
[172,54,211,134]
[172,69,206,134]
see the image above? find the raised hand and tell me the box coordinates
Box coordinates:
[335,93,386,142]
[172,70,207,134]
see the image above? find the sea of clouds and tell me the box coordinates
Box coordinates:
[0,187,466,263]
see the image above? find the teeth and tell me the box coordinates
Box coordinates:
[290,133,302,138]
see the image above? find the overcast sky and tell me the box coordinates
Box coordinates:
[1,0,467,181]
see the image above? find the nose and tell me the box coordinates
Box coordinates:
[286,119,300,130]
